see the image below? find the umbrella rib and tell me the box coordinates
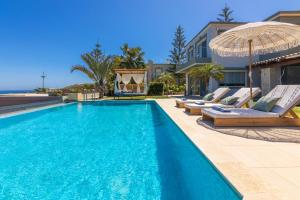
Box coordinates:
[214,34,235,47]
[240,40,245,51]
[223,37,238,53]
[266,34,276,49]
[274,30,298,42]
[213,36,236,53]
[257,35,265,49]
[229,38,237,51]
[283,31,299,41]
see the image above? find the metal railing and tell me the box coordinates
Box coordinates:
[176,57,212,72]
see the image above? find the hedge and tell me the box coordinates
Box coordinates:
[148,82,164,96]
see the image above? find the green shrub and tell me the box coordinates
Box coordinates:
[167,84,185,94]
[148,82,164,96]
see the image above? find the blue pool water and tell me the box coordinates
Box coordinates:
[0,101,241,200]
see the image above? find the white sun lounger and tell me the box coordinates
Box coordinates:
[201,85,300,127]
[175,87,230,108]
[185,87,261,115]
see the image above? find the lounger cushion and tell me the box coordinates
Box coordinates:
[176,99,198,104]
[221,96,239,105]
[252,96,281,112]
[176,87,230,105]
[195,100,205,105]
[185,103,234,109]
[212,106,231,112]
[202,108,280,119]
[203,93,214,101]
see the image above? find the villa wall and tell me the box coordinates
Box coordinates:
[260,67,281,95]
[67,93,100,101]
[272,16,300,25]
[147,62,174,81]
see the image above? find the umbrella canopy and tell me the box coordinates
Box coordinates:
[210,22,300,57]
[209,21,300,98]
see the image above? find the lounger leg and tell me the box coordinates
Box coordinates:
[186,108,202,115]
[202,113,212,121]
[289,110,299,119]
[185,107,190,113]
[244,102,249,108]
[176,102,184,108]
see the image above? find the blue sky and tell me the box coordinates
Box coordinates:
[0,0,299,90]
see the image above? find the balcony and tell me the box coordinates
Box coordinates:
[176,57,212,73]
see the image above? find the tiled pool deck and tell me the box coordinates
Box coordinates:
[156,98,300,200]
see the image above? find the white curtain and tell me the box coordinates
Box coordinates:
[131,74,144,93]
[114,73,121,93]
[121,74,132,92]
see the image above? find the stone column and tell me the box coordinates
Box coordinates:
[261,66,281,95]
[185,73,189,96]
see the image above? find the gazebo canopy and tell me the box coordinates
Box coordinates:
[113,68,148,96]
[113,68,147,74]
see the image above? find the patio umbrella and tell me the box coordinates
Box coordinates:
[209,21,300,98]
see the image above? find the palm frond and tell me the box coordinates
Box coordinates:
[71,65,96,81]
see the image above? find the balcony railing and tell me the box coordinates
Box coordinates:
[176,57,212,72]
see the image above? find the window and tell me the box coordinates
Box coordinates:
[197,44,201,58]
[281,65,300,84]
[217,29,227,35]
[155,68,162,77]
[190,49,194,59]
[196,40,207,58]
[187,49,194,61]
[201,40,207,58]
[219,72,246,86]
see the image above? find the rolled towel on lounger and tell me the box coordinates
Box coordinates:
[195,100,205,105]
[212,106,231,112]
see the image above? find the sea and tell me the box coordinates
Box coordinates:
[0,90,33,94]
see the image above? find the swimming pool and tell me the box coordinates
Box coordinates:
[0,101,241,200]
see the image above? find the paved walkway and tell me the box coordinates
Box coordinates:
[198,118,300,143]
[155,98,300,200]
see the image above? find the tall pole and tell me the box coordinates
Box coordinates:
[41,72,47,90]
[248,40,253,99]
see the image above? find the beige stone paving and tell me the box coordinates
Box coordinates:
[155,98,300,200]
[197,119,300,143]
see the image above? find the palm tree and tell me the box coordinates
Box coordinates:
[115,43,146,68]
[217,4,234,22]
[71,43,112,98]
[189,64,224,93]
[157,72,176,95]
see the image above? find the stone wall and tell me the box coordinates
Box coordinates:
[260,67,281,95]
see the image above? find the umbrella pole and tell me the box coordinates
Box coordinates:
[248,39,253,99]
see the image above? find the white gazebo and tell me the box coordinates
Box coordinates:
[113,68,148,98]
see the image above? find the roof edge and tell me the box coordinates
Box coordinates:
[185,21,246,48]
[264,10,300,21]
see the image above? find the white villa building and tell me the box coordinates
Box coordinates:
[177,10,300,96]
